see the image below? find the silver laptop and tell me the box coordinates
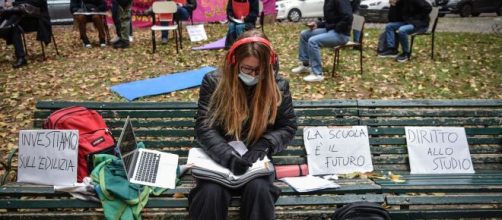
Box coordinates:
[116,116,179,189]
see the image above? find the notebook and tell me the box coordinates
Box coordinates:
[116,116,179,189]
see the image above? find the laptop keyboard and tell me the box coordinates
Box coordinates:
[134,151,160,183]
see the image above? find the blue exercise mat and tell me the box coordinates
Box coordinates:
[111,66,216,101]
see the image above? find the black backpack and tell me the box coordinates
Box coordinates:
[332,202,391,220]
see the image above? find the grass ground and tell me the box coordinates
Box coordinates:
[0,21,501,162]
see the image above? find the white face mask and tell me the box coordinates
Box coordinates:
[238,72,259,86]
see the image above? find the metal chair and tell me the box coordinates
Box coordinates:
[150,1,179,53]
[332,14,365,76]
[409,7,439,60]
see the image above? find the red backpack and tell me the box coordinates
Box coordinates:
[44,106,116,182]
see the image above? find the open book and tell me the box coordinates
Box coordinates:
[187,143,274,188]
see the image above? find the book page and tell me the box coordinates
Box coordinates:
[187,148,271,180]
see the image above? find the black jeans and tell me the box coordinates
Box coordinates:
[0,14,24,58]
[188,175,281,220]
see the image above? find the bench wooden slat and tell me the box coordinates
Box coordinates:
[389,209,502,220]
[357,99,502,107]
[361,118,502,126]
[386,194,502,205]
[359,109,502,117]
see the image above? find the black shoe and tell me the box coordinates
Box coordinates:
[378,49,398,58]
[113,40,129,49]
[82,38,91,48]
[396,53,410,62]
[12,57,27,68]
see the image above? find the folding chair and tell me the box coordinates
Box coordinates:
[21,28,59,61]
[151,1,179,53]
[332,14,365,76]
[409,7,439,60]
[20,0,60,60]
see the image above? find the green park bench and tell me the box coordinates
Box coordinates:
[1,99,501,219]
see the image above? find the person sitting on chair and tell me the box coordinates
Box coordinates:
[161,0,196,44]
[70,0,107,48]
[290,0,353,82]
[377,0,431,62]
[224,0,259,49]
[143,0,197,44]
[0,0,52,68]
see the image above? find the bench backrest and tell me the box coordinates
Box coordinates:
[34,100,502,172]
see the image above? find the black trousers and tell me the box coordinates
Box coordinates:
[188,175,281,220]
[0,15,25,58]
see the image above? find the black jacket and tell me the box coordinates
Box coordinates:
[182,0,197,13]
[388,0,432,29]
[318,0,353,36]
[195,71,298,168]
[1,0,52,44]
[70,0,106,13]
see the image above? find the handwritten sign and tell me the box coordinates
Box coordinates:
[186,24,208,42]
[406,127,474,174]
[17,130,79,186]
[304,126,373,175]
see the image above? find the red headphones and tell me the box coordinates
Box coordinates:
[226,37,277,65]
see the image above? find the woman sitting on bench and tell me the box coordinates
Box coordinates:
[190,30,298,220]
[70,0,107,48]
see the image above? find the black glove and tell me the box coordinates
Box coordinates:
[242,139,270,163]
[228,155,251,175]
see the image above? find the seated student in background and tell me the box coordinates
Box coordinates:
[0,0,52,68]
[377,0,431,62]
[70,0,107,48]
[290,0,353,82]
[224,0,259,49]
[160,0,196,44]
[190,29,297,220]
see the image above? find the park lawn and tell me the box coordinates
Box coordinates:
[0,21,501,159]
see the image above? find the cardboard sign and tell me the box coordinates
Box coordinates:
[406,127,475,174]
[186,24,208,42]
[17,130,79,186]
[304,126,373,175]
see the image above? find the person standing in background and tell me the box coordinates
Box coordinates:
[112,0,132,48]
[261,0,276,24]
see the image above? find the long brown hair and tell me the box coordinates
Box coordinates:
[208,30,282,145]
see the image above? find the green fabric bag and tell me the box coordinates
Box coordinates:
[91,142,178,220]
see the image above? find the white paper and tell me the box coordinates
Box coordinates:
[73,11,107,15]
[229,16,244,23]
[17,130,79,186]
[406,126,475,174]
[303,126,373,175]
[281,175,340,192]
[186,24,208,42]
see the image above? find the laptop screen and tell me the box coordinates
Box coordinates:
[119,118,137,157]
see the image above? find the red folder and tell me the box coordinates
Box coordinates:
[275,164,309,179]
